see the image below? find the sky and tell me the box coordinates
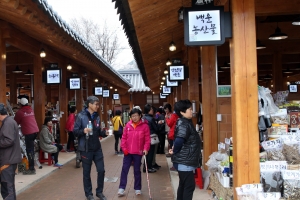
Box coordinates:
[46,0,134,70]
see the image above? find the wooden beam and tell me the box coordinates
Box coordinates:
[201,46,218,170]
[230,0,259,196]
[255,0,300,16]
[0,29,6,104]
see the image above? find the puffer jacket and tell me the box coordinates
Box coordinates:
[73,109,107,152]
[39,125,57,153]
[14,105,39,135]
[121,119,150,155]
[171,117,202,168]
[65,113,76,132]
[165,113,179,140]
[143,114,158,135]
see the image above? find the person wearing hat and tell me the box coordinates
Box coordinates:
[73,96,109,200]
[14,97,39,175]
[0,103,22,200]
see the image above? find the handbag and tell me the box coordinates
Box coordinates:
[150,134,160,145]
[118,122,123,134]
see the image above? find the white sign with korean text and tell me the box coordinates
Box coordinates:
[95,87,102,95]
[188,10,221,42]
[169,66,184,81]
[162,86,171,94]
[113,94,119,100]
[166,75,178,87]
[69,78,80,89]
[47,69,60,84]
[103,90,109,97]
[160,94,166,99]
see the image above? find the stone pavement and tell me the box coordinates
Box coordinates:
[14,135,211,200]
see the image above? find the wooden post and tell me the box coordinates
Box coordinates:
[33,56,45,130]
[201,46,218,169]
[230,0,260,193]
[59,62,68,144]
[0,30,6,104]
[188,47,200,125]
[272,52,283,92]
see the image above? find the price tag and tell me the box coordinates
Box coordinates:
[282,170,300,180]
[257,192,281,200]
[260,161,287,172]
[261,138,283,150]
[225,138,231,144]
[241,183,263,192]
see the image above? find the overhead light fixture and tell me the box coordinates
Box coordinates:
[115,89,118,92]
[67,63,72,70]
[283,68,293,74]
[12,66,23,73]
[40,48,46,58]
[292,16,300,25]
[24,69,34,75]
[256,39,266,49]
[94,78,98,82]
[166,59,172,66]
[110,86,113,89]
[269,24,288,40]
[83,72,87,77]
[164,68,169,75]
[161,81,164,85]
[162,76,166,80]
[220,62,230,69]
[169,41,176,51]
[178,7,184,22]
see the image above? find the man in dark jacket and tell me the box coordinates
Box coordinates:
[170,100,202,200]
[0,103,22,200]
[14,97,39,175]
[73,96,108,200]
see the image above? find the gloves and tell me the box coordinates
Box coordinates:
[123,149,129,156]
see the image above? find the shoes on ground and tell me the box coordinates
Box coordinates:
[118,150,123,154]
[96,193,107,200]
[54,163,63,167]
[86,195,94,200]
[39,166,43,169]
[165,153,172,157]
[76,160,81,168]
[117,188,125,197]
[22,169,36,175]
[115,151,118,155]
[143,168,157,173]
[66,149,74,152]
[153,163,161,169]
[135,190,141,195]
[170,166,177,171]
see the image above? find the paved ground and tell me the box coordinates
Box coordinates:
[16,136,175,200]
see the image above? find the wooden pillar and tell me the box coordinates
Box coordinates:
[75,83,83,114]
[59,62,68,144]
[188,47,200,125]
[0,30,6,104]
[9,70,17,104]
[33,56,45,130]
[201,46,218,170]
[230,0,260,192]
[181,79,189,100]
[272,52,283,92]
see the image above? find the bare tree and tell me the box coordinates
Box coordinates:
[69,17,122,65]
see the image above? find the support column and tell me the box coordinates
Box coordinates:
[59,62,68,144]
[230,0,259,193]
[272,52,283,92]
[33,56,45,129]
[188,47,200,125]
[201,46,218,169]
[0,30,6,104]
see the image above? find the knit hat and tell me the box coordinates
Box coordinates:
[20,98,28,105]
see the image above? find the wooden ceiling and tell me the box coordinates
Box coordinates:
[114,0,300,92]
[0,0,131,92]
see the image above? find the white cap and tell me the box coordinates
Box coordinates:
[20,98,28,105]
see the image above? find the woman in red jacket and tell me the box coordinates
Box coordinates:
[65,106,77,152]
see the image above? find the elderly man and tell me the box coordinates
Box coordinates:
[0,103,22,200]
[73,96,108,200]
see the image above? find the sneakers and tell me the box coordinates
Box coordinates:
[22,169,36,175]
[96,193,107,200]
[115,151,118,155]
[86,195,94,200]
[54,163,63,168]
[135,190,141,195]
[117,188,125,196]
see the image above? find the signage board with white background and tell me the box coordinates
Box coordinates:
[69,78,81,90]
[169,65,185,81]
[166,75,178,87]
[162,86,171,94]
[113,94,119,100]
[94,87,103,95]
[46,69,61,84]
[160,94,166,98]
[103,90,110,97]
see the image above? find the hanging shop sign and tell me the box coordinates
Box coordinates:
[166,75,178,87]
[103,90,110,97]
[184,5,231,46]
[160,94,167,99]
[169,65,186,81]
[113,93,119,100]
[94,87,103,96]
[162,86,171,94]
[68,77,81,90]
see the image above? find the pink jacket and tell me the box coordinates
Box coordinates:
[66,113,76,132]
[121,119,150,155]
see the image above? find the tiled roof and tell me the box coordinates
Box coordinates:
[118,70,151,92]
[35,0,132,87]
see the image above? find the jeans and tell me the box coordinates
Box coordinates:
[157,133,166,154]
[0,164,17,200]
[80,149,105,197]
[119,154,142,190]
[52,144,63,164]
[25,133,37,170]
[177,171,195,200]
[113,131,122,152]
